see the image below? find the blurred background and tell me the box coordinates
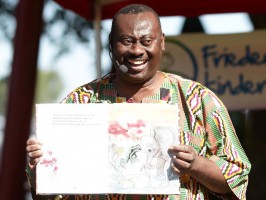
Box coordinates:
[0,0,265,199]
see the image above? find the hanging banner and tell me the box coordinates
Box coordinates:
[162,30,266,110]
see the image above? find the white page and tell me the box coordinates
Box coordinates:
[36,104,109,194]
[36,103,180,195]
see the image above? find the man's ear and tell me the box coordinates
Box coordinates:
[108,33,113,52]
[161,33,165,51]
[108,33,114,60]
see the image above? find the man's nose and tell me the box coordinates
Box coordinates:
[130,41,145,56]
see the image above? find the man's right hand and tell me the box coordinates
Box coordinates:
[26,138,43,167]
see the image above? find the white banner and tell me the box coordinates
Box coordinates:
[162,30,266,110]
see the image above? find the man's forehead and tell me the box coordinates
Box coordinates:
[117,11,156,19]
[115,12,159,28]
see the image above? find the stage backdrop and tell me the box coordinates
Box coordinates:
[161,30,266,110]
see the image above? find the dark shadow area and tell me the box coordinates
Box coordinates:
[229,110,266,199]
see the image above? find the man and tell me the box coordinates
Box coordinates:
[26,4,251,200]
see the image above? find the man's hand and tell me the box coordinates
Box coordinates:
[168,144,198,175]
[26,138,43,167]
[168,144,231,194]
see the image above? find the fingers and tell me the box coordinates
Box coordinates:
[169,144,192,153]
[169,145,196,158]
[26,138,42,154]
[175,151,195,162]
[172,154,194,172]
[27,138,42,146]
[26,143,42,153]
[171,163,181,174]
[168,145,197,175]
[27,148,43,158]
[29,155,43,166]
[26,138,43,166]
[27,149,43,166]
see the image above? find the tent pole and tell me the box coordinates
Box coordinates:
[0,0,44,199]
[94,1,102,78]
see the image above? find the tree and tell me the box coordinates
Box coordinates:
[0,77,8,114]
[0,0,96,113]
[0,0,94,58]
[35,69,64,103]
[0,69,64,115]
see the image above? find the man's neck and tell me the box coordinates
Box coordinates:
[114,71,164,102]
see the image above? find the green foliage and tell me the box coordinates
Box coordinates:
[0,0,94,59]
[0,0,17,40]
[43,1,94,59]
[35,70,64,103]
[0,70,64,114]
[0,77,8,114]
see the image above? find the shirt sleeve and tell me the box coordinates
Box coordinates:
[202,89,251,200]
[60,84,94,104]
[25,163,61,200]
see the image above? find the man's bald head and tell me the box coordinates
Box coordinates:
[109,4,162,45]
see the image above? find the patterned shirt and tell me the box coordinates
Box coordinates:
[27,72,251,200]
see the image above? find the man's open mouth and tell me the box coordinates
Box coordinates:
[127,59,147,66]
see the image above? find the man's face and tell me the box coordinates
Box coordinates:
[112,12,165,84]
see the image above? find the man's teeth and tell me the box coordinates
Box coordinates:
[128,60,145,65]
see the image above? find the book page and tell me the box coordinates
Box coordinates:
[107,104,180,194]
[36,104,109,194]
[36,103,180,195]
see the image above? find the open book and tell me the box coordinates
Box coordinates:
[36,103,180,195]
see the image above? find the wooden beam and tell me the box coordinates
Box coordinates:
[249,14,266,29]
[0,0,44,199]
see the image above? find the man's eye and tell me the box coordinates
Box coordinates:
[122,39,132,45]
[142,39,152,46]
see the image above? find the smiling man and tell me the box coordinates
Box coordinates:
[26,4,251,200]
[108,5,166,103]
